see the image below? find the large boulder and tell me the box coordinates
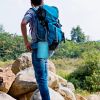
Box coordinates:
[11,52,56,74]
[0,91,16,100]
[8,67,37,97]
[0,67,15,93]
[9,63,69,98]
[11,52,32,74]
[9,67,66,97]
[31,88,64,100]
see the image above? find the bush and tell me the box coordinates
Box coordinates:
[52,41,100,59]
[52,41,82,59]
[0,32,26,61]
[67,51,100,92]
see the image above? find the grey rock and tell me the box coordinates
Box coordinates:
[31,88,64,100]
[0,91,16,100]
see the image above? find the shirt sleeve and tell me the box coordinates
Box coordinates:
[23,9,33,23]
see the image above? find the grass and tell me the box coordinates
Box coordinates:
[0,60,14,67]
[51,58,83,76]
[51,58,83,79]
[56,69,68,79]
[75,89,91,96]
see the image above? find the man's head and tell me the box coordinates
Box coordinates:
[31,0,43,6]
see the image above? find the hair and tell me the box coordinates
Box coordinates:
[31,0,43,6]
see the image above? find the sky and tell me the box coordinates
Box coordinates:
[0,0,100,41]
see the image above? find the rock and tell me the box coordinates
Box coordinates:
[58,84,76,100]
[0,91,16,100]
[9,65,68,98]
[11,52,56,75]
[31,88,64,100]
[9,67,59,97]
[0,68,4,86]
[0,77,3,85]
[18,92,33,100]
[11,52,32,74]
[67,82,75,92]
[76,94,87,100]
[8,67,37,97]
[0,67,15,93]
[87,94,100,100]
[0,69,3,72]
[48,71,67,91]
[57,75,67,86]
[48,71,59,90]
[48,60,56,73]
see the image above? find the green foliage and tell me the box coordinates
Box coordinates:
[67,51,100,92]
[56,69,68,79]
[70,26,86,43]
[0,60,14,67]
[0,32,26,61]
[52,40,100,59]
[51,58,83,71]
[53,41,82,58]
[75,89,90,96]
[51,40,100,92]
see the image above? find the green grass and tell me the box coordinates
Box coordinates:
[51,58,83,76]
[75,89,90,96]
[56,69,68,79]
[50,58,84,80]
[0,60,14,67]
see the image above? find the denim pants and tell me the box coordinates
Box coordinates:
[32,49,51,100]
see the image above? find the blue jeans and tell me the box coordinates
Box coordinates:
[32,49,51,100]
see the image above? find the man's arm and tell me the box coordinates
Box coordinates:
[21,19,32,51]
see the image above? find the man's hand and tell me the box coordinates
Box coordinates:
[25,42,32,51]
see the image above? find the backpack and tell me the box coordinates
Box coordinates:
[30,5,65,50]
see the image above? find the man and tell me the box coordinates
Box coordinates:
[21,0,50,100]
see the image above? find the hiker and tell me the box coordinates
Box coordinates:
[21,0,65,99]
[21,0,51,100]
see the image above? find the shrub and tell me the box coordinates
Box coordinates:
[0,32,26,61]
[67,51,100,92]
[52,41,100,59]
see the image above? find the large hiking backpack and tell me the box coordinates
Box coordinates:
[31,5,65,50]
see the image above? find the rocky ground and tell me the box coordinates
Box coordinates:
[0,52,99,100]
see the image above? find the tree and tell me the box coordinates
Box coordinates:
[0,25,4,33]
[70,25,86,42]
